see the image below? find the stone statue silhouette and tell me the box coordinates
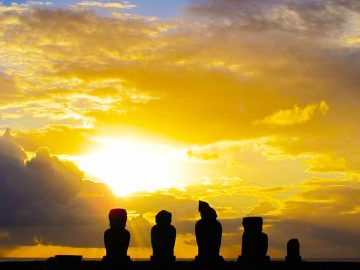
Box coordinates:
[103,208,131,265]
[286,238,302,263]
[151,210,176,264]
[238,217,270,264]
[195,201,223,263]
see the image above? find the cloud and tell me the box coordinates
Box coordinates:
[304,154,347,173]
[187,148,220,161]
[256,101,329,126]
[185,0,360,36]
[0,0,359,148]
[0,128,27,162]
[0,131,272,250]
[0,129,113,247]
[267,135,360,174]
[0,230,10,241]
[0,129,198,249]
[266,177,360,257]
[0,73,18,98]
[1,128,360,257]
[0,6,163,128]
[13,125,97,155]
[0,130,83,226]
[75,1,136,10]
[181,138,310,187]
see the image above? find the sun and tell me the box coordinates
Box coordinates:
[77,137,180,196]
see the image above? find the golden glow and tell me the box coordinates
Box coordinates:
[77,137,180,196]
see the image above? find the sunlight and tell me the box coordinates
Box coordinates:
[77,137,180,196]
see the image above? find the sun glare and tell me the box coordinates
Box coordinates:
[77,137,180,196]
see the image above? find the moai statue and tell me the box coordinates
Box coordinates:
[151,210,176,264]
[238,217,270,264]
[195,201,224,264]
[103,208,131,266]
[286,239,302,263]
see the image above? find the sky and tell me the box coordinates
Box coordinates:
[0,0,360,259]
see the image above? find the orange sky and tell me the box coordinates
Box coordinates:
[1,0,360,259]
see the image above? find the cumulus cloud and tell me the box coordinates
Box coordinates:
[0,130,81,224]
[0,128,27,162]
[0,129,111,246]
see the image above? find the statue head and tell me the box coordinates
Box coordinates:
[287,239,300,252]
[109,208,127,229]
[155,210,172,226]
[199,200,217,220]
[242,217,263,233]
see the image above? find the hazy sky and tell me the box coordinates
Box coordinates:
[1,0,360,259]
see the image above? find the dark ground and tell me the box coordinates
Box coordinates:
[1,260,360,270]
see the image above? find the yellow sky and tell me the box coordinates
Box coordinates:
[1,0,360,259]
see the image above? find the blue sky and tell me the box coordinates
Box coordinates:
[130,0,189,18]
[1,0,190,18]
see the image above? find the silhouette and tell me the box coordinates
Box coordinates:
[8,258,360,270]
[55,256,82,270]
[238,217,270,264]
[103,208,131,266]
[195,201,223,264]
[44,257,56,270]
[151,210,176,264]
[5,208,360,270]
[286,238,302,263]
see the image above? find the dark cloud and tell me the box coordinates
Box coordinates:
[186,0,360,34]
[0,135,84,226]
[0,129,113,246]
